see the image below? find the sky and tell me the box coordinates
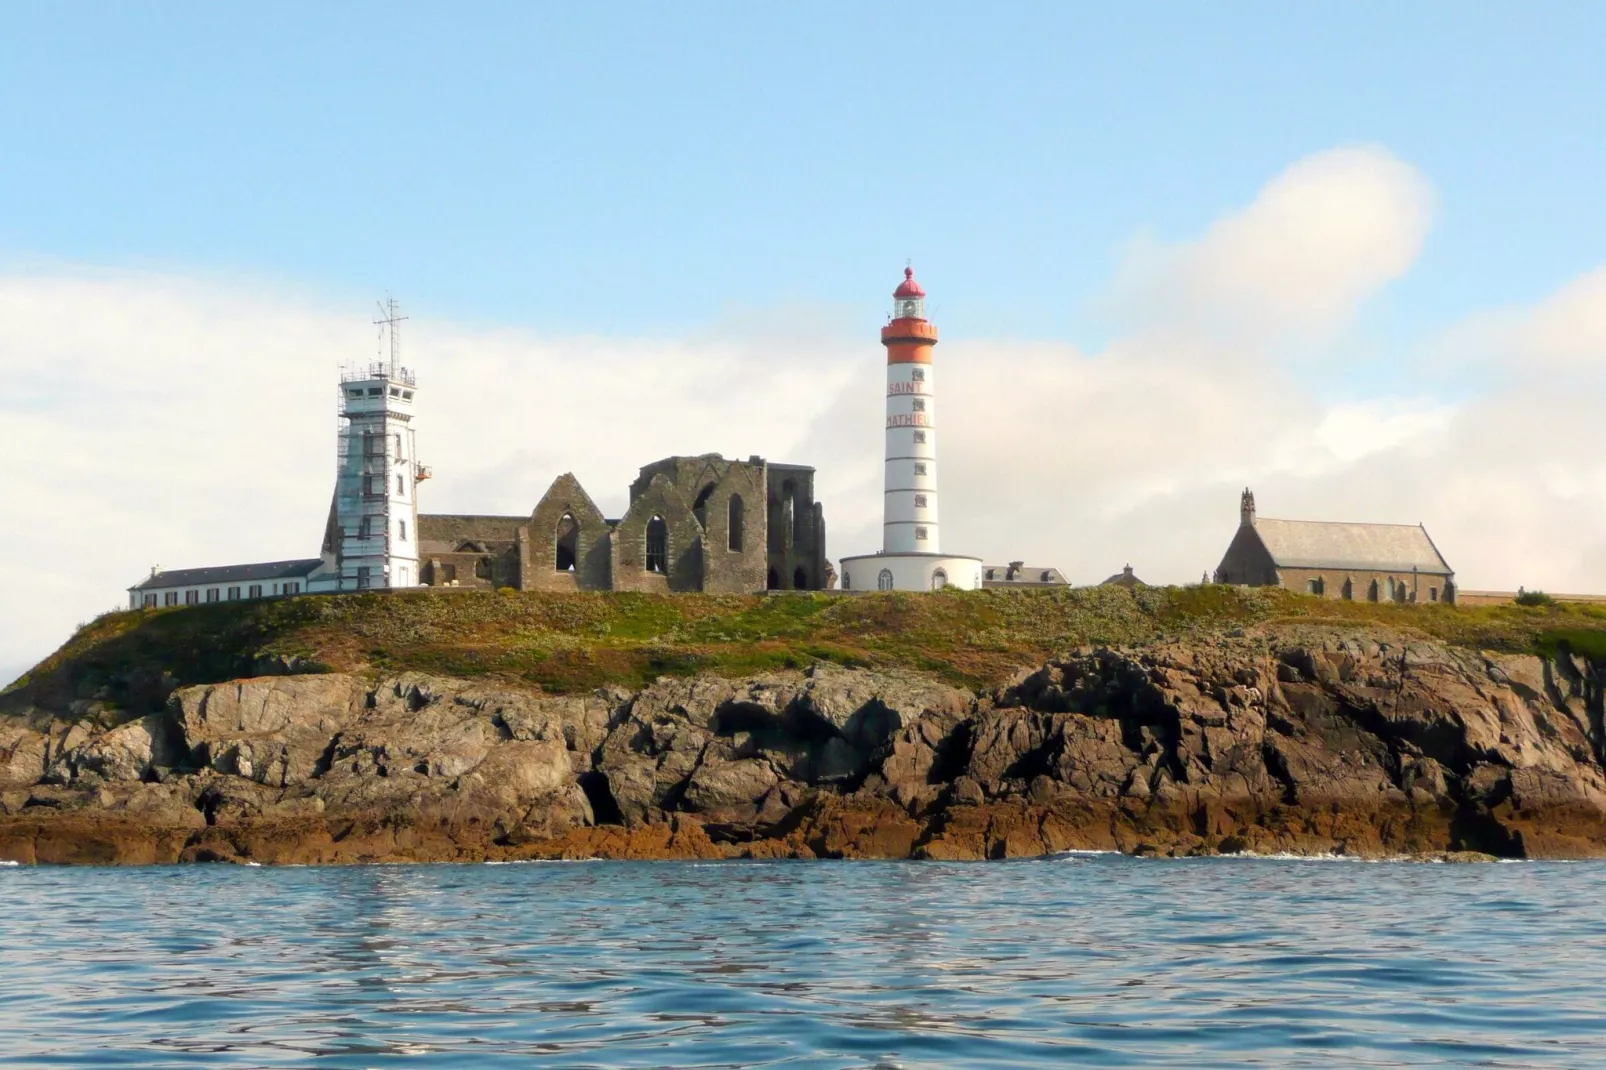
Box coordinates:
[1,3,1604,687]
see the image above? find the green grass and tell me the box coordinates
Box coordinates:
[7,584,1606,713]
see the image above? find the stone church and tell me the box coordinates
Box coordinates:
[417,454,829,594]
[1214,489,1456,604]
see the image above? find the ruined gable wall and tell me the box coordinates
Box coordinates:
[523,474,612,591]
[610,475,701,593]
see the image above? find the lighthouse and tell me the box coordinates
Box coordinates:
[839,267,983,592]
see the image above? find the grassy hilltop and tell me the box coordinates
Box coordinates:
[8,585,1606,714]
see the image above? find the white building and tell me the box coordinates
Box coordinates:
[128,300,427,608]
[839,268,984,593]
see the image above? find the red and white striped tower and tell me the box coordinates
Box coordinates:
[881,267,940,553]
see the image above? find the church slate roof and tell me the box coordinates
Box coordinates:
[1252,519,1452,574]
[131,558,324,591]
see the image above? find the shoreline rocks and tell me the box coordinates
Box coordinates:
[2,629,1604,864]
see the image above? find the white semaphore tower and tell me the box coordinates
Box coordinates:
[312,298,428,591]
[839,267,983,592]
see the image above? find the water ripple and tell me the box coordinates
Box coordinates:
[1,857,1605,1067]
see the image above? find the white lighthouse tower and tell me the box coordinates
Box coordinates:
[312,298,427,592]
[839,267,983,592]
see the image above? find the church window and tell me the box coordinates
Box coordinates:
[184,590,199,605]
[248,584,262,598]
[915,526,929,541]
[206,588,219,603]
[1342,578,1354,600]
[912,398,926,412]
[645,516,668,573]
[986,568,995,580]
[931,569,948,591]
[794,566,808,590]
[877,569,894,591]
[728,495,745,552]
[914,494,927,508]
[1368,579,1380,603]
[692,484,716,530]
[475,557,492,581]
[913,431,927,444]
[555,513,579,571]
[768,567,780,590]
[914,462,927,476]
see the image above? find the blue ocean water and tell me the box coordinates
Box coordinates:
[1,856,1604,1068]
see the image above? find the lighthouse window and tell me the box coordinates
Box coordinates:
[877,569,894,591]
[931,569,948,591]
[913,431,927,444]
[911,368,925,382]
[645,516,668,573]
[728,495,745,552]
[402,391,413,400]
[912,399,926,412]
[914,463,927,475]
[368,387,382,396]
[396,474,406,494]
[914,494,928,508]
[915,526,929,541]
[347,389,363,399]
[398,520,407,542]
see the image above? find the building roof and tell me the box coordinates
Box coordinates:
[982,563,1068,585]
[1253,518,1452,574]
[131,558,324,591]
[1102,565,1146,588]
[894,266,926,299]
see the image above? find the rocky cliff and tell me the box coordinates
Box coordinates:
[3,625,1604,863]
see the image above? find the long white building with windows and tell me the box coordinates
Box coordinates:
[127,302,429,609]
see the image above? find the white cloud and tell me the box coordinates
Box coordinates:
[1111,145,1436,346]
[2,144,1603,685]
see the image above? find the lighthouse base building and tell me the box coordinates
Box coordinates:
[839,551,983,593]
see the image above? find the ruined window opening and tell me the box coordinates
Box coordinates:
[645,516,668,573]
[555,513,578,571]
[793,489,808,545]
[931,569,948,591]
[475,557,492,581]
[692,483,716,530]
[1429,587,1439,602]
[877,569,894,591]
[793,566,808,590]
[985,568,995,580]
[1308,577,1324,596]
[439,563,457,583]
[1342,577,1354,600]
[767,567,780,590]
[1368,579,1380,602]
[728,495,744,552]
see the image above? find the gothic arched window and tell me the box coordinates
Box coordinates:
[877,569,894,591]
[555,513,578,571]
[728,495,744,552]
[645,516,668,574]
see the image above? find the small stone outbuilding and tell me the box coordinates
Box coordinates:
[1214,489,1455,604]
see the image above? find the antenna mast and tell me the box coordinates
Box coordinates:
[374,295,409,368]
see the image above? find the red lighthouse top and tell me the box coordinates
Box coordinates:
[883,264,937,357]
[893,266,925,299]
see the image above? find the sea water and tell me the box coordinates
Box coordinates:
[1,856,1604,1068]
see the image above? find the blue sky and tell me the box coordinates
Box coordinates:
[2,4,1606,686]
[2,2,1601,344]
